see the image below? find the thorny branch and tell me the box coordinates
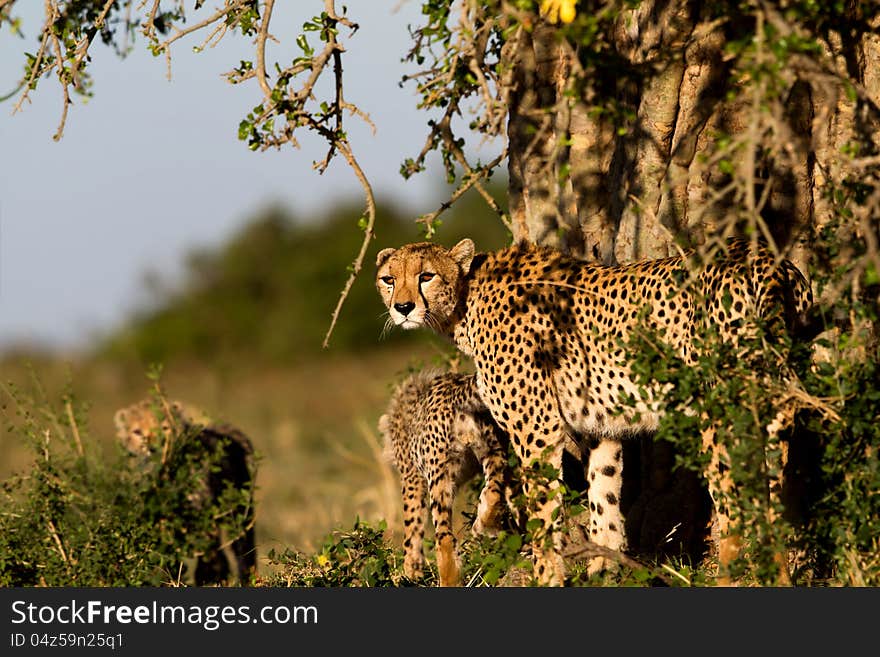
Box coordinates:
[255,0,274,96]
[563,524,677,586]
[4,0,380,347]
[319,0,376,348]
[402,0,512,235]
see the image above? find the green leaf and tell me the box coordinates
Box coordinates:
[296,34,314,56]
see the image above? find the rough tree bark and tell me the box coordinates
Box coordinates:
[509,1,879,264]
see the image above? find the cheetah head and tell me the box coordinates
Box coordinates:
[113,400,185,457]
[375,239,475,332]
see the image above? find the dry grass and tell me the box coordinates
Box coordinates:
[0,343,445,579]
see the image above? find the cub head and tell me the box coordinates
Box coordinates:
[375,238,475,332]
[114,400,185,457]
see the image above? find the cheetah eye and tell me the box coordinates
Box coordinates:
[380,276,395,286]
[419,272,436,283]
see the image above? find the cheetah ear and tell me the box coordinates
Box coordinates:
[113,409,128,433]
[449,238,475,275]
[376,247,396,268]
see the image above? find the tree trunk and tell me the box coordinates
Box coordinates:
[508,2,879,265]
[505,0,880,559]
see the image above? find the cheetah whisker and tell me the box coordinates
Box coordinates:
[379,315,395,340]
[424,311,445,333]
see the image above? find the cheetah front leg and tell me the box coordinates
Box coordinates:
[426,465,461,587]
[399,468,427,582]
[765,408,793,585]
[586,438,627,575]
[702,420,742,586]
[518,439,566,586]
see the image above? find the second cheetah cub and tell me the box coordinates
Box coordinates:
[114,399,257,586]
[379,370,513,587]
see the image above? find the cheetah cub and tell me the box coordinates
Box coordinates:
[114,399,257,585]
[379,370,514,587]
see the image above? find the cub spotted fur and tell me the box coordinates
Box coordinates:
[379,370,513,586]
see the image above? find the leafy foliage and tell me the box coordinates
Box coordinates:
[0,383,255,586]
[621,274,880,585]
[265,519,407,587]
[797,317,880,584]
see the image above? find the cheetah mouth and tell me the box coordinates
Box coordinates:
[389,309,426,329]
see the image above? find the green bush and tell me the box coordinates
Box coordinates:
[0,383,256,586]
[623,275,880,585]
[265,520,407,587]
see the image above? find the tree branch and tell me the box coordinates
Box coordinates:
[255,0,275,97]
[322,141,377,349]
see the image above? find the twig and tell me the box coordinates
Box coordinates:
[564,524,677,586]
[160,0,251,49]
[156,0,252,80]
[316,25,344,174]
[255,0,275,97]
[46,3,72,140]
[64,400,84,457]
[759,0,880,119]
[47,518,71,569]
[173,561,185,587]
[10,26,47,113]
[142,0,161,42]
[70,0,117,82]
[465,567,485,587]
[660,562,692,586]
[416,149,508,237]
[315,0,378,348]
[11,1,50,113]
[322,140,377,348]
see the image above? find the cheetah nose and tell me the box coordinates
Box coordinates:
[394,301,416,316]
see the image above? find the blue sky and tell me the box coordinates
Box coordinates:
[0,1,481,350]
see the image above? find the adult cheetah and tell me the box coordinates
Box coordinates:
[379,369,514,586]
[376,237,813,585]
[114,399,257,585]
